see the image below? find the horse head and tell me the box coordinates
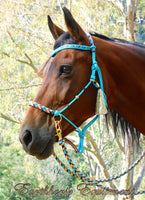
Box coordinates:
[19,8,98,159]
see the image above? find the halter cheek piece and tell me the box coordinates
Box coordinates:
[29,33,108,153]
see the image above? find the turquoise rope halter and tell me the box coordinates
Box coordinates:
[29,33,108,153]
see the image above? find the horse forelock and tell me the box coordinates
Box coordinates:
[54,32,77,49]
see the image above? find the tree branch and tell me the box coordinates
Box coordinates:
[108,0,125,17]
[0,113,20,124]
[113,131,125,154]
[0,83,41,91]
[85,130,118,190]
[6,30,39,74]
[84,151,95,177]
[2,51,39,75]
[24,53,38,73]
[133,161,145,191]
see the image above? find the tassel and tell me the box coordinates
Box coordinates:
[78,130,85,154]
[96,85,108,115]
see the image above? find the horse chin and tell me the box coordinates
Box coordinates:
[36,138,54,160]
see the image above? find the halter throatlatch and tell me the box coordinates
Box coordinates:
[29,33,108,153]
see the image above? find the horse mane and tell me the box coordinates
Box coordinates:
[91,32,145,49]
[105,110,140,147]
[54,32,141,146]
[91,33,141,146]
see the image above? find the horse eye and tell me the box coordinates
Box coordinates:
[59,65,72,76]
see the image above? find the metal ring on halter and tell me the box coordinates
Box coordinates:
[53,115,63,141]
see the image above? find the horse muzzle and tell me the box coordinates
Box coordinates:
[19,126,55,160]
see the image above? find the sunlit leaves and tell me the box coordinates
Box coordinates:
[0,1,144,199]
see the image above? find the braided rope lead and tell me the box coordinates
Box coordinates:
[53,152,129,196]
[53,140,145,196]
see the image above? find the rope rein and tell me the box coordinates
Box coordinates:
[53,139,145,196]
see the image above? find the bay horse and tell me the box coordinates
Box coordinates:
[20,7,145,160]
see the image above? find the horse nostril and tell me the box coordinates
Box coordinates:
[23,130,32,147]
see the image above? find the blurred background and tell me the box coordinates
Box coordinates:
[0,0,144,199]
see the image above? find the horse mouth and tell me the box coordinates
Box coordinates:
[36,139,54,160]
[20,124,56,160]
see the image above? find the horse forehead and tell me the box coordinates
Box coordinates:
[60,47,90,60]
[43,47,89,80]
[43,50,75,77]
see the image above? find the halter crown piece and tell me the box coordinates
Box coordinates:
[29,33,108,153]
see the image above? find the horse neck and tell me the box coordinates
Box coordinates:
[93,36,145,133]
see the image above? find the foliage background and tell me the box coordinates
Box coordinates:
[0,0,144,199]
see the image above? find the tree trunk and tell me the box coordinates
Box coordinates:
[118,134,136,200]
[126,0,138,41]
[133,160,145,192]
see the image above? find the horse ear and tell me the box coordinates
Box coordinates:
[47,15,65,40]
[62,7,89,45]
